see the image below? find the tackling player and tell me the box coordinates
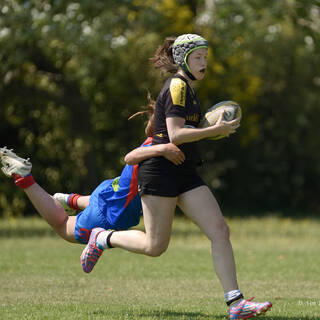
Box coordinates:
[0,105,185,245]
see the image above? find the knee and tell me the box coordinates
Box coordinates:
[53,217,69,240]
[210,219,230,243]
[144,242,168,257]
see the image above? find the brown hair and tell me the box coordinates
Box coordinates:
[129,92,155,137]
[149,36,178,74]
[129,37,178,137]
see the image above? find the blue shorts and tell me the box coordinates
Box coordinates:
[74,179,142,244]
[74,137,152,244]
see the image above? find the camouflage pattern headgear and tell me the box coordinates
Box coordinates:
[172,34,208,79]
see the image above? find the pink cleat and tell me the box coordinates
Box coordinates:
[229,297,272,319]
[81,227,112,273]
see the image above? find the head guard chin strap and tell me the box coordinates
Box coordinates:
[172,34,208,80]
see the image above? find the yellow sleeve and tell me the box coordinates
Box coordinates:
[169,78,186,107]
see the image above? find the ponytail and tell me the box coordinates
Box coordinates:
[129,92,155,137]
[149,36,178,74]
[129,37,178,137]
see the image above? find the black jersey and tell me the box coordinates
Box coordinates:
[151,74,202,169]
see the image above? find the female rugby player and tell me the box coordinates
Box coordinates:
[0,136,184,244]
[83,34,272,319]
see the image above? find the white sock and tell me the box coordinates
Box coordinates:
[225,289,243,307]
[96,230,114,249]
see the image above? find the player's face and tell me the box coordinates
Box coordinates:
[187,48,208,80]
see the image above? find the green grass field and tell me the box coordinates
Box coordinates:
[1,216,319,320]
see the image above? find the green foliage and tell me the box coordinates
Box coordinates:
[205,0,320,211]
[1,0,320,216]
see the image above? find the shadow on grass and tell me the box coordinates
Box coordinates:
[90,309,319,320]
[263,318,319,320]
[139,315,318,320]
[137,310,220,319]
[91,309,222,319]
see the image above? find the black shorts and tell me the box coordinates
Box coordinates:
[138,158,206,197]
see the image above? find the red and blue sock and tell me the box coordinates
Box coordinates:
[67,193,81,210]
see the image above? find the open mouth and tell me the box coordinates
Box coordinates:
[199,68,206,73]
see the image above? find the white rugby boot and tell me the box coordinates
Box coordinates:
[0,147,32,177]
[53,192,77,215]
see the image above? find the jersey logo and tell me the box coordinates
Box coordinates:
[112,176,120,192]
[78,228,90,244]
[186,114,200,122]
[170,78,186,107]
[156,133,163,138]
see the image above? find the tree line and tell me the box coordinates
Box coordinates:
[1,0,319,217]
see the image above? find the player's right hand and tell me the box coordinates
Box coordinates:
[161,143,185,165]
[210,111,240,138]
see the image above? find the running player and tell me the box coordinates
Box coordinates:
[82,34,272,319]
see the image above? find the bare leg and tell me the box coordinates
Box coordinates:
[24,183,77,243]
[76,195,90,210]
[110,195,177,256]
[178,185,238,293]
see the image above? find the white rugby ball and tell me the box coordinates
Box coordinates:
[199,101,241,140]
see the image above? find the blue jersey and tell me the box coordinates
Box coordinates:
[74,137,152,244]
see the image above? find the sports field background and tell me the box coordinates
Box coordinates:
[1,1,320,319]
[1,0,320,218]
[1,216,319,319]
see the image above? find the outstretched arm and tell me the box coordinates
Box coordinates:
[124,143,185,166]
